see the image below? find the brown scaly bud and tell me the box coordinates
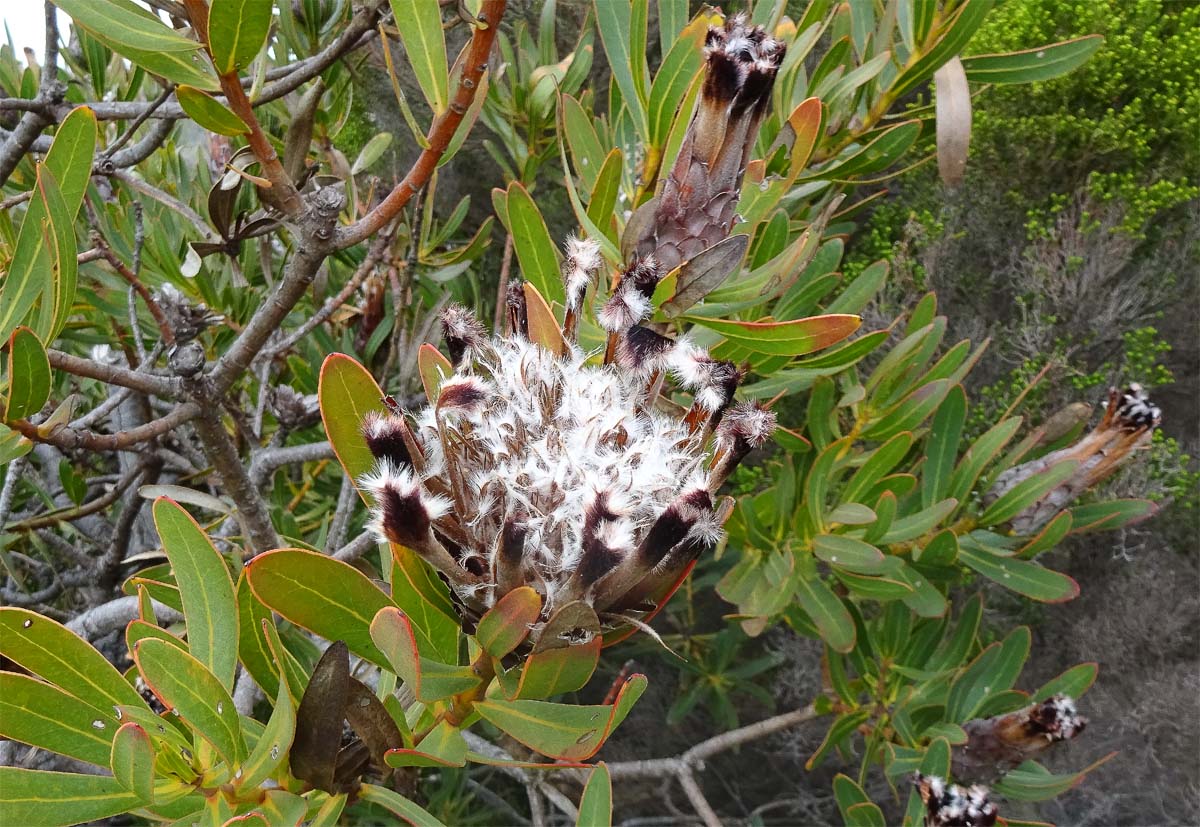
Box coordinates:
[436,376,491,416]
[636,14,786,272]
[572,491,634,594]
[506,278,528,339]
[268,385,319,431]
[914,775,998,827]
[492,512,529,599]
[952,694,1087,782]
[987,383,1162,535]
[709,402,777,491]
[561,236,604,342]
[154,283,224,343]
[440,304,488,367]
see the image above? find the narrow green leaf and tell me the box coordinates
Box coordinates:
[359,783,448,827]
[948,417,1023,506]
[806,710,870,769]
[352,132,394,175]
[648,17,705,144]
[979,460,1078,527]
[1068,499,1157,534]
[386,720,468,768]
[922,385,966,508]
[152,498,238,690]
[175,85,249,135]
[236,571,281,701]
[4,327,51,421]
[593,0,650,142]
[846,802,887,827]
[507,182,563,306]
[0,673,118,767]
[958,544,1079,603]
[0,768,145,827]
[237,678,295,790]
[111,722,155,802]
[961,35,1103,84]
[794,560,856,653]
[1031,662,1098,703]
[833,773,872,823]
[50,0,218,89]
[690,314,862,357]
[390,0,449,114]
[512,637,601,700]
[577,763,612,827]
[390,546,461,663]
[207,0,273,75]
[246,548,395,669]
[805,121,922,181]
[132,638,247,765]
[993,754,1116,802]
[0,608,147,715]
[370,607,480,703]
[475,674,646,761]
[586,148,623,238]
[814,535,886,574]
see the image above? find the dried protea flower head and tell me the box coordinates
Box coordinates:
[914,775,998,827]
[358,259,775,649]
[953,694,1087,782]
[986,383,1162,535]
[633,12,786,272]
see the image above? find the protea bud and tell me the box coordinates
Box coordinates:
[634,14,786,272]
[561,236,604,342]
[154,283,224,343]
[986,384,1162,535]
[914,775,998,827]
[952,694,1087,782]
[359,301,772,648]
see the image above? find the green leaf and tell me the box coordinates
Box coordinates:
[175,85,248,135]
[894,563,948,618]
[958,543,1079,603]
[1016,510,1073,559]
[833,774,871,823]
[825,261,889,315]
[4,327,51,421]
[0,608,147,715]
[806,710,870,770]
[390,0,449,114]
[890,0,994,99]
[814,535,886,574]
[359,782,448,827]
[207,0,273,74]
[475,673,646,761]
[690,314,861,357]
[475,587,541,659]
[577,763,612,827]
[1032,662,1098,703]
[593,0,649,142]
[511,637,601,700]
[152,498,238,690]
[947,417,1023,506]
[845,802,887,827]
[1068,499,1158,534]
[418,343,454,404]
[370,607,480,703]
[390,547,461,663]
[0,768,146,827]
[862,380,951,441]
[922,385,966,508]
[794,559,856,653]
[237,677,295,790]
[0,166,61,344]
[507,182,564,306]
[978,460,1078,527]
[586,148,623,239]
[806,121,922,181]
[961,35,1103,84]
[945,626,1030,722]
[648,17,705,144]
[842,432,915,504]
[246,548,395,669]
[319,353,387,498]
[0,672,118,767]
[236,571,282,701]
[386,720,468,768]
[111,722,155,802]
[877,498,958,544]
[352,132,394,175]
[50,0,219,89]
[132,638,247,765]
[993,754,1116,802]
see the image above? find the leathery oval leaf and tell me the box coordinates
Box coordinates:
[475,587,541,659]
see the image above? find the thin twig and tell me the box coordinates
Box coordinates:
[0,3,61,184]
[677,768,722,827]
[66,596,183,640]
[8,403,199,452]
[6,461,147,531]
[48,349,179,397]
[336,0,506,249]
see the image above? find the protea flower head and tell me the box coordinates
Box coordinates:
[953,694,1087,782]
[633,13,786,272]
[986,383,1162,535]
[914,775,998,827]
[359,238,775,648]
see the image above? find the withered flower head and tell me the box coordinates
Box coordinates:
[954,694,1087,782]
[914,775,998,827]
[987,383,1162,535]
[154,282,225,343]
[635,13,786,271]
[360,301,773,646]
[440,304,489,367]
